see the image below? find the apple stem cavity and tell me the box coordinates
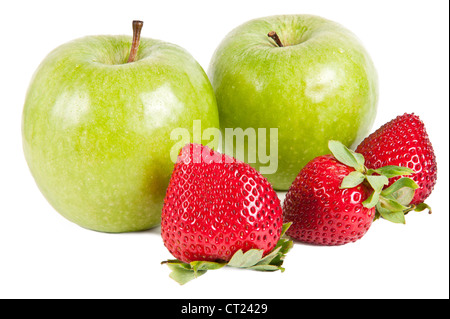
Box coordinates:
[268,31,284,47]
[127,20,144,63]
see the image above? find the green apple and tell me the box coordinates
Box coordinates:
[208,14,378,190]
[22,21,219,232]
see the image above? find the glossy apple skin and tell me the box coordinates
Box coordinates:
[23,36,219,232]
[208,15,378,190]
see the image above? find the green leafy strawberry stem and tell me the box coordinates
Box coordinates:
[328,140,431,224]
[162,223,293,285]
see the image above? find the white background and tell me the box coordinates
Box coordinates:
[0,0,448,299]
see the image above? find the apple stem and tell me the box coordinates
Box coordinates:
[127,20,144,63]
[268,31,283,47]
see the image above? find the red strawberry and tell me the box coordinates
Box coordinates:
[161,143,285,265]
[283,154,375,245]
[283,141,421,245]
[356,113,437,205]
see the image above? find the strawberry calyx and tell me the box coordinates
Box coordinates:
[162,223,293,285]
[328,140,431,224]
